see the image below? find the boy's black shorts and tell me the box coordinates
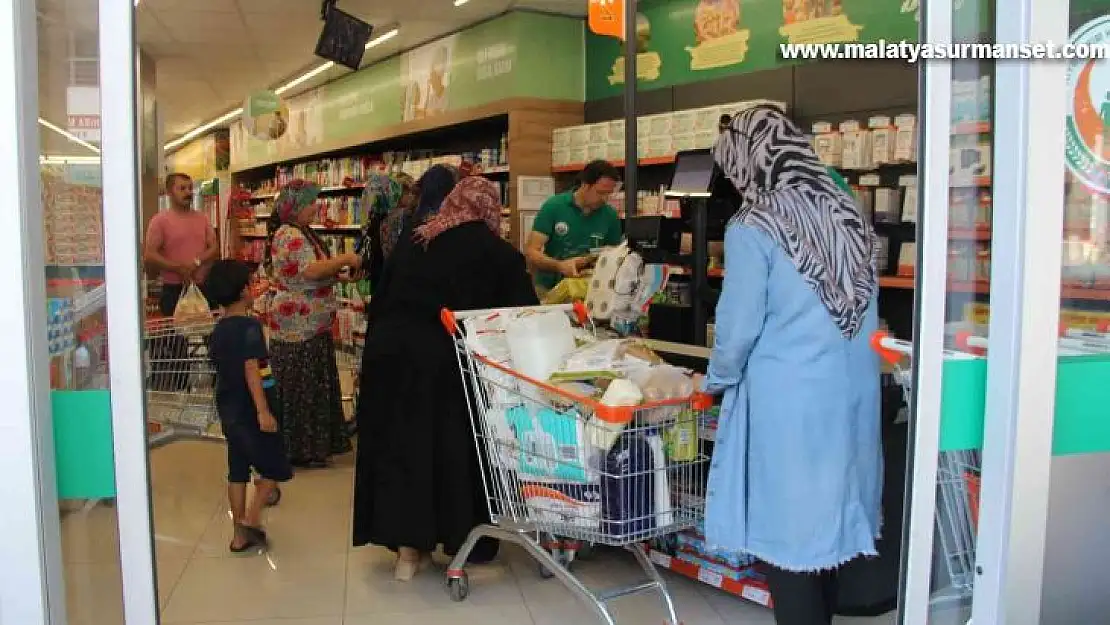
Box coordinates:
[221,418,293,484]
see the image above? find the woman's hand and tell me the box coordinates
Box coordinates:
[339,253,363,270]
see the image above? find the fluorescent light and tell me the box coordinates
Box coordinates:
[454,0,471,6]
[41,155,102,165]
[37,118,100,154]
[164,107,243,151]
[275,61,335,95]
[366,26,399,49]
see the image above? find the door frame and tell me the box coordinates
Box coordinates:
[899,0,1070,622]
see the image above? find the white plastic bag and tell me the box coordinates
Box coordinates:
[173,283,211,333]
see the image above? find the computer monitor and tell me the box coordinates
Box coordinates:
[668,149,715,196]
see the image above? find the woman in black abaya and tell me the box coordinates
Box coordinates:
[351,176,538,581]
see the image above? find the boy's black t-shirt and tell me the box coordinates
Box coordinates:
[208,315,277,425]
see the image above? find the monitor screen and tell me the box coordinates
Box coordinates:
[315,8,372,71]
[669,150,716,194]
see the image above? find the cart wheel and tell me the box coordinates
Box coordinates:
[538,549,571,579]
[446,573,469,602]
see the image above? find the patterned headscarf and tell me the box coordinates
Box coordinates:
[379,173,416,260]
[363,173,403,218]
[712,105,877,339]
[413,176,501,248]
[266,179,325,270]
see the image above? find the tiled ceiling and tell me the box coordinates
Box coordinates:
[135,0,588,142]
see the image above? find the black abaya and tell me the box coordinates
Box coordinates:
[352,222,538,558]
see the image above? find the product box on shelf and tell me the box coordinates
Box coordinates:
[552,127,571,150]
[552,148,572,168]
[606,142,625,162]
[587,143,609,162]
[694,130,717,150]
[646,136,673,158]
[568,125,592,148]
[589,122,611,145]
[900,176,919,223]
[644,113,673,137]
[671,110,698,135]
[894,114,918,162]
[812,121,842,167]
[839,120,873,170]
[672,134,697,153]
[569,146,590,166]
[949,142,991,186]
[608,119,626,143]
[870,116,896,166]
[694,106,722,132]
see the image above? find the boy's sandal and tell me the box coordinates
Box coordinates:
[229,525,269,553]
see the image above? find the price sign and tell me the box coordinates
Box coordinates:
[741,584,772,606]
[697,568,724,587]
[649,550,672,568]
[588,0,624,40]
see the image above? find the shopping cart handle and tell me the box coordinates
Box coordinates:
[870,330,910,365]
[441,308,459,335]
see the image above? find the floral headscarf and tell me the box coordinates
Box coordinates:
[379,173,416,260]
[265,179,325,270]
[414,176,502,248]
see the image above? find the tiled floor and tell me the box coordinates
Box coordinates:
[60,441,900,625]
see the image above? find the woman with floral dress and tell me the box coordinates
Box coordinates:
[265,180,362,468]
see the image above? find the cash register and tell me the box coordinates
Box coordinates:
[626,149,736,347]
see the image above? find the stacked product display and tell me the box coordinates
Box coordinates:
[42,168,104,266]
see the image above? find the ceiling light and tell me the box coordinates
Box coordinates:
[365,25,399,49]
[37,118,100,154]
[454,0,471,7]
[275,61,335,95]
[164,107,243,151]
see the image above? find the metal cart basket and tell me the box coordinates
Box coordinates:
[440,303,713,625]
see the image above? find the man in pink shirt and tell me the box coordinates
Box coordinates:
[144,173,220,316]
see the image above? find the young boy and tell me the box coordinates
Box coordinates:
[206,260,293,552]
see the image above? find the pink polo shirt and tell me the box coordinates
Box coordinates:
[146,209,214,284]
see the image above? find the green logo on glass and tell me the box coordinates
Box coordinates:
[1065,16,1110,194]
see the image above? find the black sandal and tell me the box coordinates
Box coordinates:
[229,524,269,553]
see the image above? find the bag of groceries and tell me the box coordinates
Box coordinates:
[173,283,211,335]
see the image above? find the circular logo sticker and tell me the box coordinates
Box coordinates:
[1065,16,1110,194]
[554,221,570,236]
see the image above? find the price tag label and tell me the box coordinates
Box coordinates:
[741,585,772,606]
[649,551,672,568]
[859,174,882,186]
[697,568,724,587]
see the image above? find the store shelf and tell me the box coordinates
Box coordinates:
[879,275,1110,301]
[249,184,366,202]
[648,550,772,608]
[239,224,363,238]
[552,155,676,173]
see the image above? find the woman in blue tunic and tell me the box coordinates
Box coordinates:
[701,105,882,625]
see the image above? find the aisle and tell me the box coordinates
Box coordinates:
[59,441,898,625]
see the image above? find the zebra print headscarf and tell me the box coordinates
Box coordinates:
[712,106,878,339]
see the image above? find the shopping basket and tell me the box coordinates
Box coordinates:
[144,314,222,446]
[440,303,713,625]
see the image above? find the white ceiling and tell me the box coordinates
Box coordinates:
[136,0,588,141]
[33,0,586,152]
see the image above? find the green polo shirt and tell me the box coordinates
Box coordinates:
[532,190,623,289]
[827,167,855,195]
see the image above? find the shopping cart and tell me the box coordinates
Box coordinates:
[144,314,223,447]
[440,303,713,625]
[872,331,982,603]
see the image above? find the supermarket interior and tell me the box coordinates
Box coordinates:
[11,0,1110,624]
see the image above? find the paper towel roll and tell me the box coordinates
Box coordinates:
[648,434,673,528]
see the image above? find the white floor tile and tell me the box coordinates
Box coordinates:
[58,441,900,625]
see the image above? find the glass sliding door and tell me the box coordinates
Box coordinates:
[1034,0,1110,623]
[3,0,156,622]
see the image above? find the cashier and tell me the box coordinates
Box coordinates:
[526,159,624,297]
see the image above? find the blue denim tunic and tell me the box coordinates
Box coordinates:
[702,224,882,572]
